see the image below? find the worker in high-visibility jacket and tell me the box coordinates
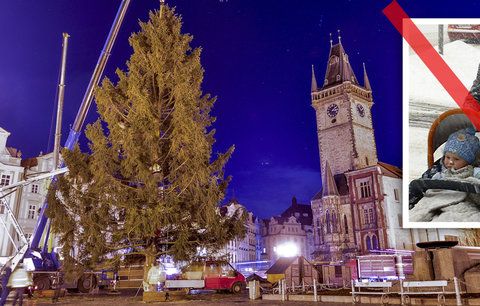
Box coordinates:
[7,264,33,306]
[146,261,166,292]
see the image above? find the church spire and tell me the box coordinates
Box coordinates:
[322,161,339,197]
[311,65,318,92]
[363,62,371,91]
[322,32,359,89]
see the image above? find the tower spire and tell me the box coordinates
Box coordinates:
[311,65,318,92]
[329,32,333,47]
[337,29,341,44]
[363,62,371,91]
[322,161,339,197]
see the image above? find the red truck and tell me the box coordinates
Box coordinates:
[165,260,245,293]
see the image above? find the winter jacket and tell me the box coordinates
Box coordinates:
[147,265,166,285]
[7,267,33,288]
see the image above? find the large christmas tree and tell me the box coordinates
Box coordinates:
[47,4,244,272]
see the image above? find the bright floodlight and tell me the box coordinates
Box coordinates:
[274,242,298,257]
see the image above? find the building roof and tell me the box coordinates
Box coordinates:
[321,41,359,90]
[322,162,339,197]
[363,63,372,91]
[265,256,297,274]
[378,162,402,178]
[279,197,312,226]
[6,147,21,158]
[312,173,349,200]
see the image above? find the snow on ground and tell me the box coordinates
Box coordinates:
[408,40,480,181]
[409,40,480,107]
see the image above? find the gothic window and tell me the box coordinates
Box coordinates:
[326,210,331,234]
[372,235,379,250]
[366,236,372,250]
[332,213,337,233]
[344,215,348,234]
[0,174,11,187]
[368,208,374,223]
[363,209,369,224]
[359,181,372,198]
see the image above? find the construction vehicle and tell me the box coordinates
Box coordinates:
[0,0,131,293]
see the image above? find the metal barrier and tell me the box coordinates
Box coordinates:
[351,280,393,305]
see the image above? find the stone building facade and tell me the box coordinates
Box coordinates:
[310,39,413,263]
[219,199,259,264]
[260,197,314,261]
[0,127,24,256]
[0,126,57,257]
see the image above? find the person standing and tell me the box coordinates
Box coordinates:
[7,264,33,306]
[146,261,166,292]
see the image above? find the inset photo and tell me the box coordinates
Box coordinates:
[404,19,480,228]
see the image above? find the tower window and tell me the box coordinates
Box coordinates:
[372,235,378,249]
[366,236,372,250]
[336,75,340,81]
[363,209,369,224]
[326,210,331,234]
[359,181,372,198]
[344,215,348,234]
[368,208,374,223]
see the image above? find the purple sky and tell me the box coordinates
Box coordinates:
[1,0,478,218]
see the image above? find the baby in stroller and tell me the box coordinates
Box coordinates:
[410,128,480,222]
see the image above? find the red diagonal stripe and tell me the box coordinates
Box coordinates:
[383,0,480,129]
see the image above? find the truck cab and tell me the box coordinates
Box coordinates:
[202,260,245,293]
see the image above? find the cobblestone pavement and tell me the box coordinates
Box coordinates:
[7,290,369,305]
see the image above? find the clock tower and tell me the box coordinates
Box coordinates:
[311,36,378,176]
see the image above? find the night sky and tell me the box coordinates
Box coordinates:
[1,1,479,218]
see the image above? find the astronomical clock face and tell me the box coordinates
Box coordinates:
[356,103,365,117]
[327,103,339,118]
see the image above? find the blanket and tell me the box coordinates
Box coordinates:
[409,176,480,222]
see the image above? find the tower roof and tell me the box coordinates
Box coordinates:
[363,62,371,91]
[321,39,359,89]
[322,161,339,197]
[311,65,318,92]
